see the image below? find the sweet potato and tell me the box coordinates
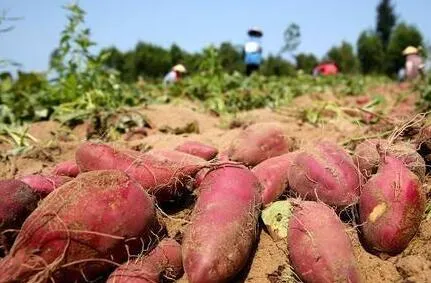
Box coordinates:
[288,141,361,207]
[227,122,293,166]
[288,200,361,283]
[252,152,296,205]
[182,165,262,283]
[0,170,162,282]
[175,141,218,161]
[19,174,72,197]
[359,155,425,254]
[75,142,207,202]
[0,180,39,254]
[52,160,80,177]
[353,139,425,181]
[107,238,183,283]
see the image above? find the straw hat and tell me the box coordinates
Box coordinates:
[172,64,187,73]
[402,46,419,56]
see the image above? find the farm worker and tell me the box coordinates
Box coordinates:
[402,46,425,81]
[163,64,187,85]
[243,27,263,76]
[313,61,338,76]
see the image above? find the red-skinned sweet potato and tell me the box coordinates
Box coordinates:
[0,180,39,232]
[0,180,39,254]
[0,170,162,282]
[226,122,293,166]
[19,174,72,197]
[353,139,425,181]
[288,141,361,207]
[182,165,262,283]
[75,142,207,202]
[107,238,183,283]
[52,160,80,177]
[359,155,425,255]
[252,152,297,205]
[288,200,361,283]
[175,141,218,161]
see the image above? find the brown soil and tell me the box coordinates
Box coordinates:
[0,83,429,282]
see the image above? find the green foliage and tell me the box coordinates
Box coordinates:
[170,43,185,66]
[261,55,296,77]
[1,2,147,126]
[357,30,385,74]
[386,23,424,75]
[376,0,397,49]
[101,41,243,81]
[326,41,360,74]
[418,74,431,110]
[0,1,406,135]
[295,53,318,74]
[219,42,244,74]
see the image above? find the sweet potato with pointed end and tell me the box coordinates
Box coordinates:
[107,238,183,283]
[252,152,297,205]
[227,122,293,166]
[175,141,218,161]
[354,139,425,181]
[52,160,80,177]
[75,142,207,202]
[288,141,361,207]
[19,174,72,197]
[0,170,162,282]
[288,200,361,283]
[182,165,262,283]
[359,155,425,254]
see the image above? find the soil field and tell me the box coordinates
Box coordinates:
[1,82,431,282]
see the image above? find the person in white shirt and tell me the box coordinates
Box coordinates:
[163,64,187,85]
[402,46,425,81]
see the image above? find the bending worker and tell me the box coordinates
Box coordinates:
[243,27,263,76]
[402,46,425,81]
[313,61,338,76]
[163,64,187,85]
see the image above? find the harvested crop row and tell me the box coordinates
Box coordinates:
[75,142,208,202]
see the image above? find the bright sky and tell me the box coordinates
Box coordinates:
[0,0,430,72]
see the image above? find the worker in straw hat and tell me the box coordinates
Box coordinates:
[243,27,263,76]
[163,64,187,85]
[402,46,425,81]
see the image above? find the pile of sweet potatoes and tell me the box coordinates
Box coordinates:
[257,137,427,282]
[0,120,429,282]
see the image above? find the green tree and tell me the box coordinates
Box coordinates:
[295,53,318,74]
[100,46,125,72]
[122,51,137,82]
[376,0,397,49]
[132,42,172,79]
[326,41,359,73]
[170,43,185,66]
[218,42,243,74]
[386,22,424,75]
[261,55,296,76]
[357,30,385,74]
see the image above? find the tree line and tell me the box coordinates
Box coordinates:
[95,0,425,82]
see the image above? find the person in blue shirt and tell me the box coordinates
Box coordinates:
[243,27,263,76]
